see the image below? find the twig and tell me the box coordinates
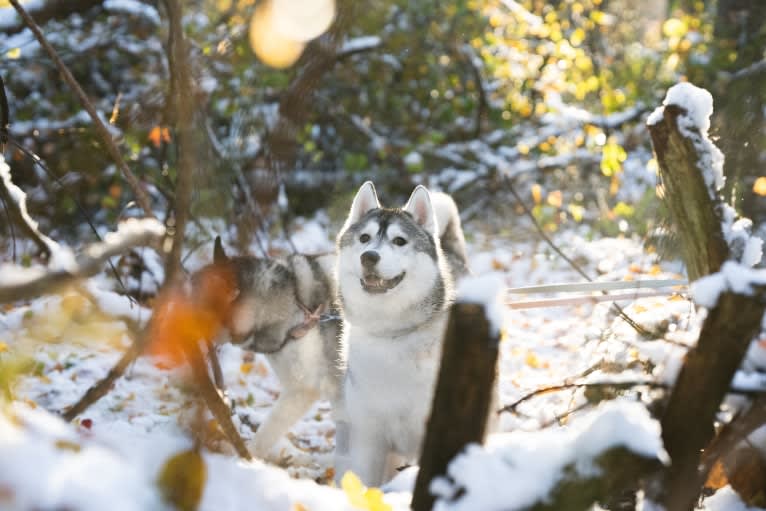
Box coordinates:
[8,0,154,217]
[62,329,145,421]
[498,380,670,415]
[498,380,766,416]
[0,72,8,151]
[184,340,252,460]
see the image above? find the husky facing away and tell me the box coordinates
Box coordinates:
[334,182,470,486]
[207,239,343,460]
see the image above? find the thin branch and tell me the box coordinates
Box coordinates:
[0,72,8,151]
[184,340,252,460]
[498,380,766,416]
[62,327,145,421]
[8,0,154,217]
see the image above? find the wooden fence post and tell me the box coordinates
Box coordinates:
[411,302,499,511]
[648,90,766,510]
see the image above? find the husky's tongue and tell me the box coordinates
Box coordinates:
[361,272,405,294]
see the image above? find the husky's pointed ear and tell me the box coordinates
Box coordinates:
[213,236,229,263]
[404,185,437,235]
[348,181,380,224]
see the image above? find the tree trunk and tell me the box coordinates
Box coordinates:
[411,303,499,511]
[648,94,766,510]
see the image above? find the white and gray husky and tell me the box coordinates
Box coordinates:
[208,239,343,460]
[334,181,469,486]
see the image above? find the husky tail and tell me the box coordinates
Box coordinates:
[431,192,469,277]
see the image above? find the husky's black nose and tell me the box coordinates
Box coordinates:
[360,250,380,268]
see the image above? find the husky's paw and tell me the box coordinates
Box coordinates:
[249,437,313,468]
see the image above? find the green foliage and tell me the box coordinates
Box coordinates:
[0,0,730,241]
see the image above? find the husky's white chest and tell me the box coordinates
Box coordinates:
[342,319,446,454]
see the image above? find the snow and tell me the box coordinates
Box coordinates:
[0,0,43,30]
[340,35,382,55]
[2,217,761,510]
[701,486,763,511]
[429,400,667,511]
[690,261,766,308]
[456,273,507,336]
[103,0,161,26]
[0,403,358,511]
[0,155,76,272]
[647,82,725,195]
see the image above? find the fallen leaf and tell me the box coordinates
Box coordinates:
[157,450,206,511]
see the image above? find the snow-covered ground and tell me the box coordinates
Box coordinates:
[1,218,763,510]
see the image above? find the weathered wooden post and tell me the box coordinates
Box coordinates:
[647,83,766,510]
[411,301,500,511]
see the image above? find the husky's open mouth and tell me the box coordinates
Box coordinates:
[360,272,405,294]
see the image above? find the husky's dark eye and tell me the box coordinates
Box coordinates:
[392,237,407,246]
[359,233,371,243]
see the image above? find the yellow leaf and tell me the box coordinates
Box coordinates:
[292,504,309,511]
[6,47,20,59]
[0,342,7,353]
[341,472,392,511]
[525,351,544,369]
[632,304,647,313]
[531,184,542,205]
[157,450,207,511]
[754,177,766,196]
[662,18,687,38]
[240,362,253,374]
[547,190,563,208]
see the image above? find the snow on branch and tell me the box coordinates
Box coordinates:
[0,0,103,35]
[0,154,73,269]
[0,217,165,304]
[337,35,382,58]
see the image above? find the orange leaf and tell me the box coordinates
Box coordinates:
[145,264,237,367]
[148,126,172,148]
[754,177,766,197]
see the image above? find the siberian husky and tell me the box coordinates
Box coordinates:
[334,182,469,486]
[208,238,342,460]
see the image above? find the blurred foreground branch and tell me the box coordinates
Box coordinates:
[0,217,166,304]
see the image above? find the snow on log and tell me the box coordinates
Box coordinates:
[430,401,667,511]
[647,82,766,511]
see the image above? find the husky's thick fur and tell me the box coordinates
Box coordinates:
[334,182,469,486]
[208,239,342,460]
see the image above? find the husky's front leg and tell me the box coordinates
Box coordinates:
[334,420,389,487]
[249,387,318,461]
